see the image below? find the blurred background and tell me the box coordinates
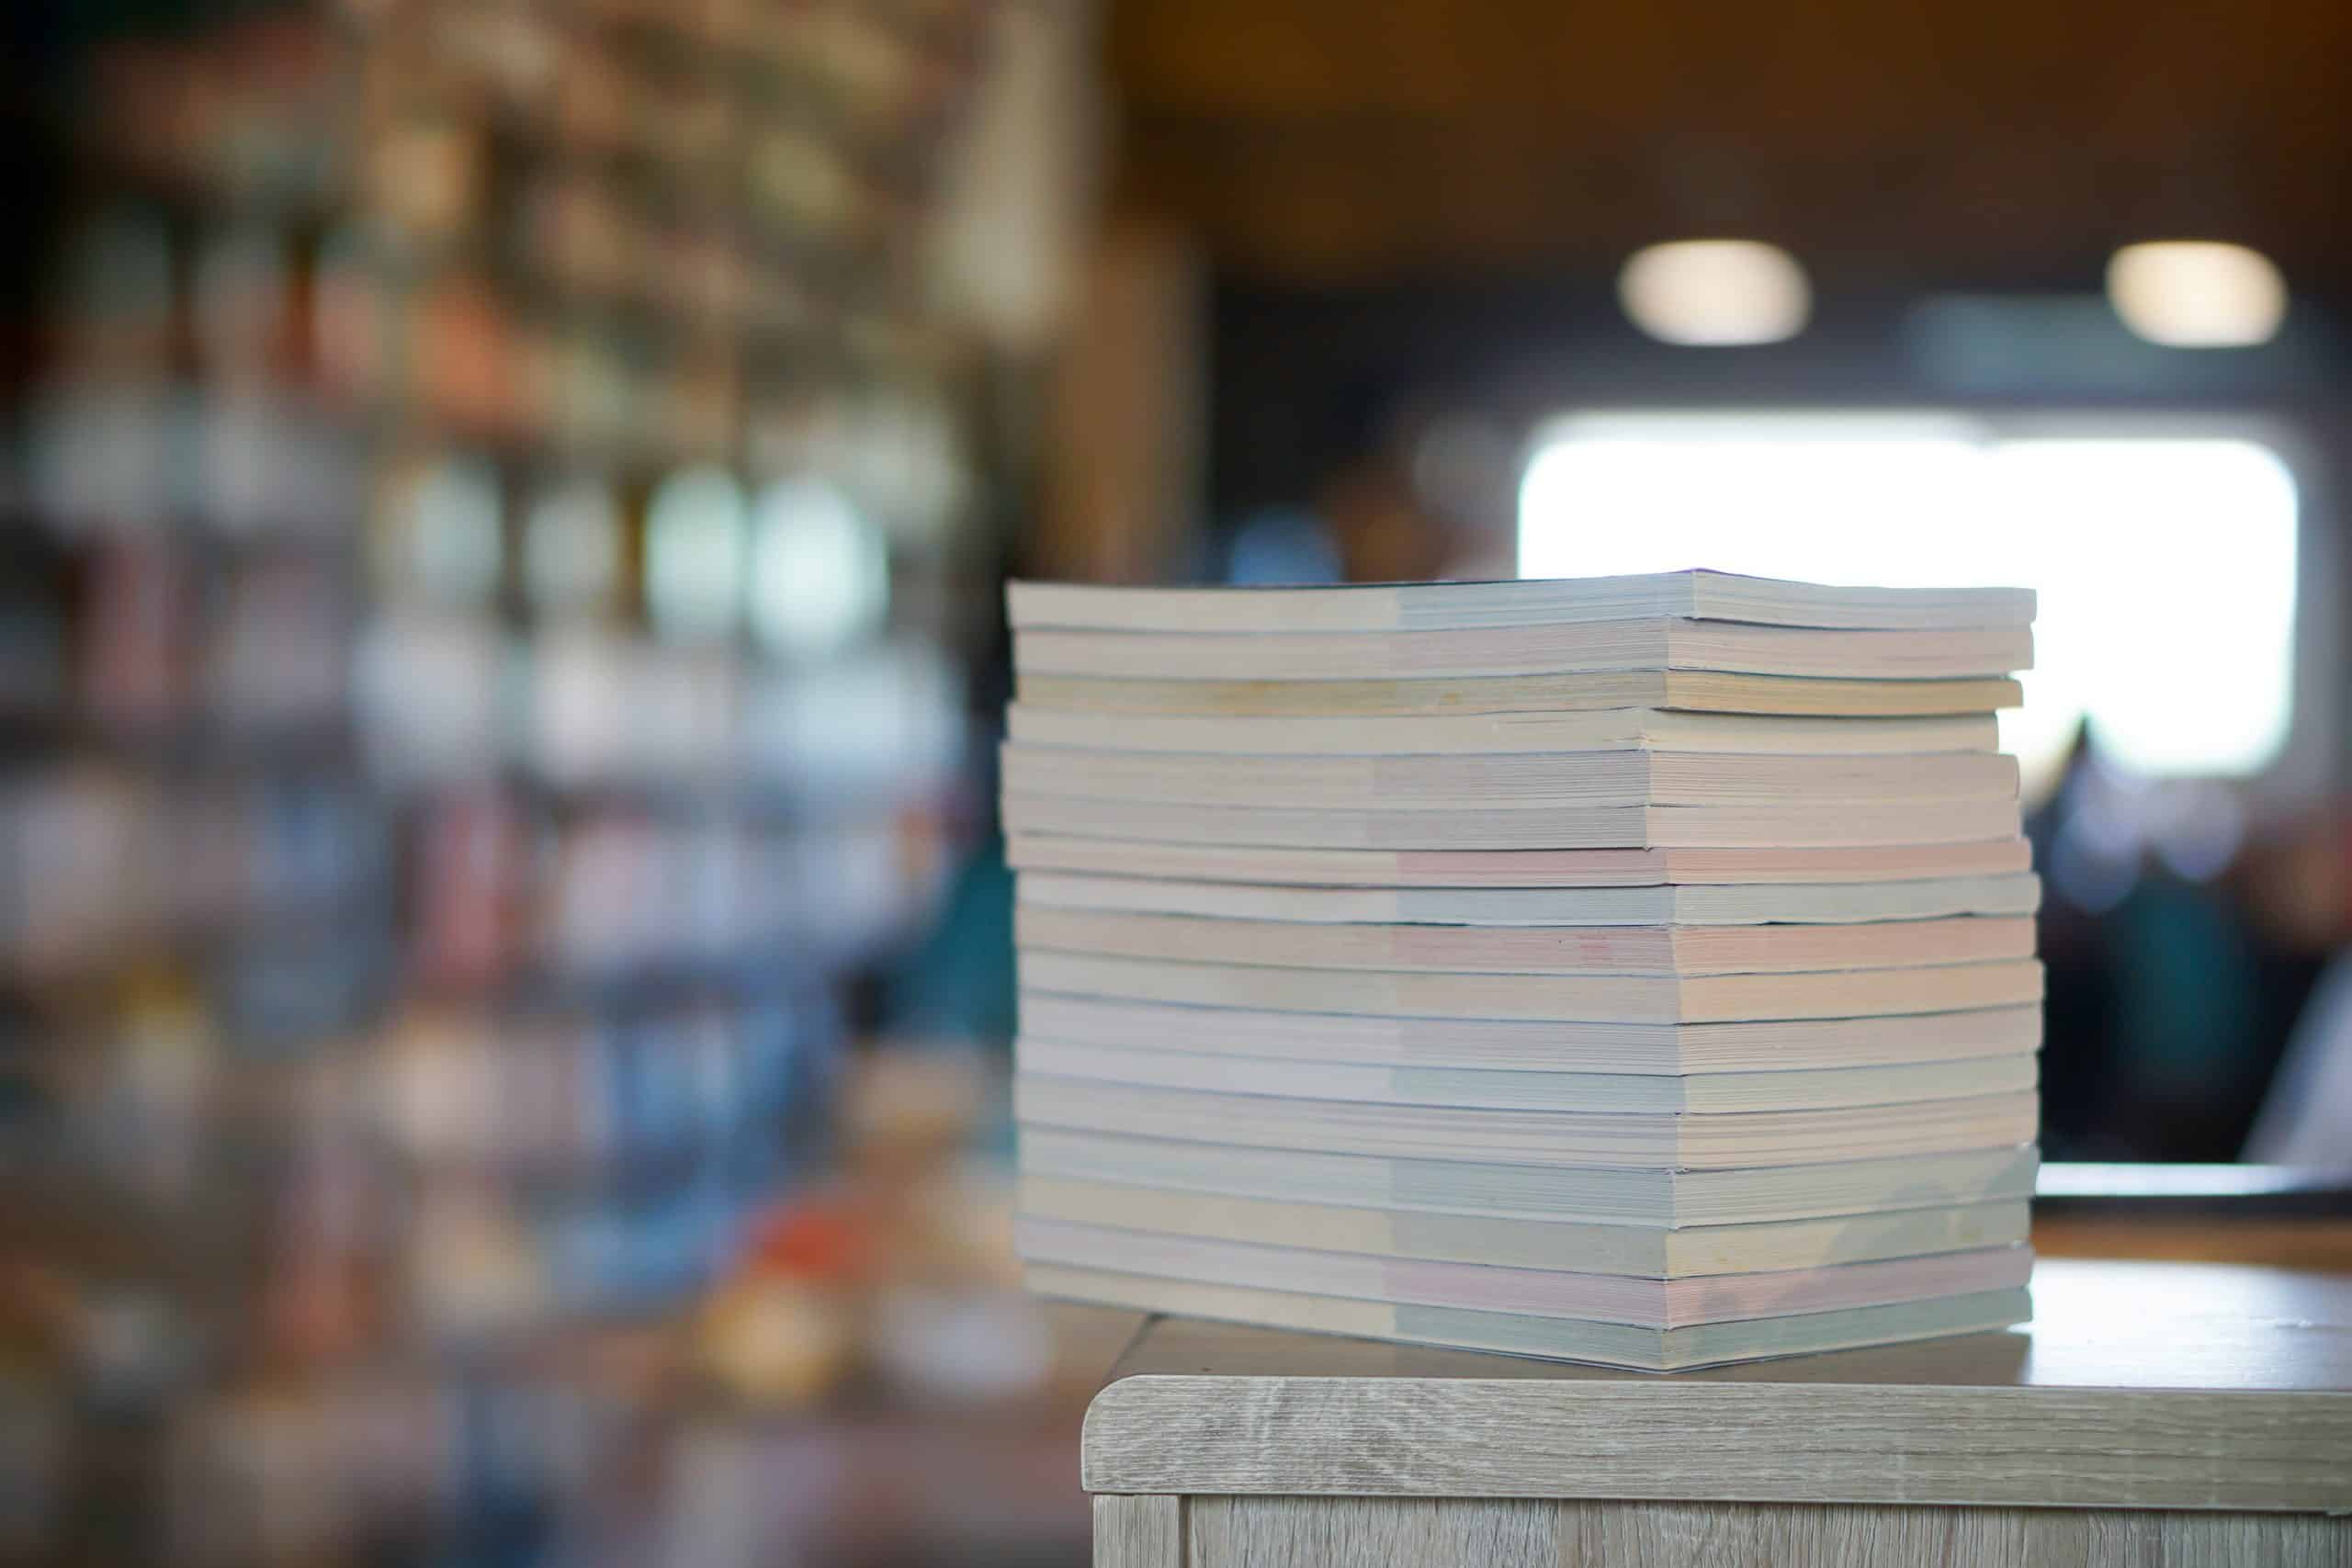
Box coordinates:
[3,0,2349,1562]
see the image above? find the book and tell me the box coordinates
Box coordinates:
[1001,795,2025,850]
[1014,1077,2041,1168]
[1015,1216,2032,1327]
[1013,619,2033,682]
[1015,870,2044,925]
[1023,1265,2033,1371]
[1020,669,2030,719]
[1018,1127,2042,1226]
[1000,746,2021,811]
[1006,569,2043,1369]
[1007,705,1999,756]
[1018,1176,2035,1276]
[1018,994,2045,1073]
[1020,950,2046,1022]
[1014,907,2037,976]
[1007,570,2037,633]
[1006,833,2035,886]
[1012,1038,2040,1112]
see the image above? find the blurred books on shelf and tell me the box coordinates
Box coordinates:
[7,0,1037,1561]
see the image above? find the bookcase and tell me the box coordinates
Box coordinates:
[5,1,1025,1558]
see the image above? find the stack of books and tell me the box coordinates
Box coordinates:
[1006,570,2040,1371]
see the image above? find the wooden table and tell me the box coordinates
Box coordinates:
[1080,1258,2352,1566]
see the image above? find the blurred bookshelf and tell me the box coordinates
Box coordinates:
[5,1,1076,1562]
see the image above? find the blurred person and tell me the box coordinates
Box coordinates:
[1317,441,1449,583]
[2030,725,2295,1160]
[2240,809,2352,1165]
[1315,395,1518,583]
[2248,956,2352,1166]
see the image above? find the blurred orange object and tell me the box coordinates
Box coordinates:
[746,1199,873,1285]
[413,275,519,433]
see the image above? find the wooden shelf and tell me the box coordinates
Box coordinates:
[1079,1259,2352,1512]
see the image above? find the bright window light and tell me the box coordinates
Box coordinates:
[1520,415,2299,796]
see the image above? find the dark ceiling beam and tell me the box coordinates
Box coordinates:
[1117,117,2346,287]
[1104,0,2352,286]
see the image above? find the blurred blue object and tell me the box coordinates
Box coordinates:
[1225,506,1343,585]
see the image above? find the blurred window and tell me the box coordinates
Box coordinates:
[1520,413,2301,800]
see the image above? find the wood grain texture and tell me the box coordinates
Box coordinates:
[1090,1377,2352,1509]
[1179,1497,2352,1568]
[1082,1262,2352,1510]
[1097,1494,1183,1568]
[1188,1496,1554,1568]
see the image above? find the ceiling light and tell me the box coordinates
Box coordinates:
[2106,242,2286,348]
[1618,241,1810,346]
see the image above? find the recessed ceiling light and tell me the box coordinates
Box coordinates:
[2106,242,2286,348]
[1617,240,1810,346]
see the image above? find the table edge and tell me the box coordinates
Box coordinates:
[1083,1374,2352,1510]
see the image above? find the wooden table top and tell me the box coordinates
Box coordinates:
[1079,1258,2352,1510]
